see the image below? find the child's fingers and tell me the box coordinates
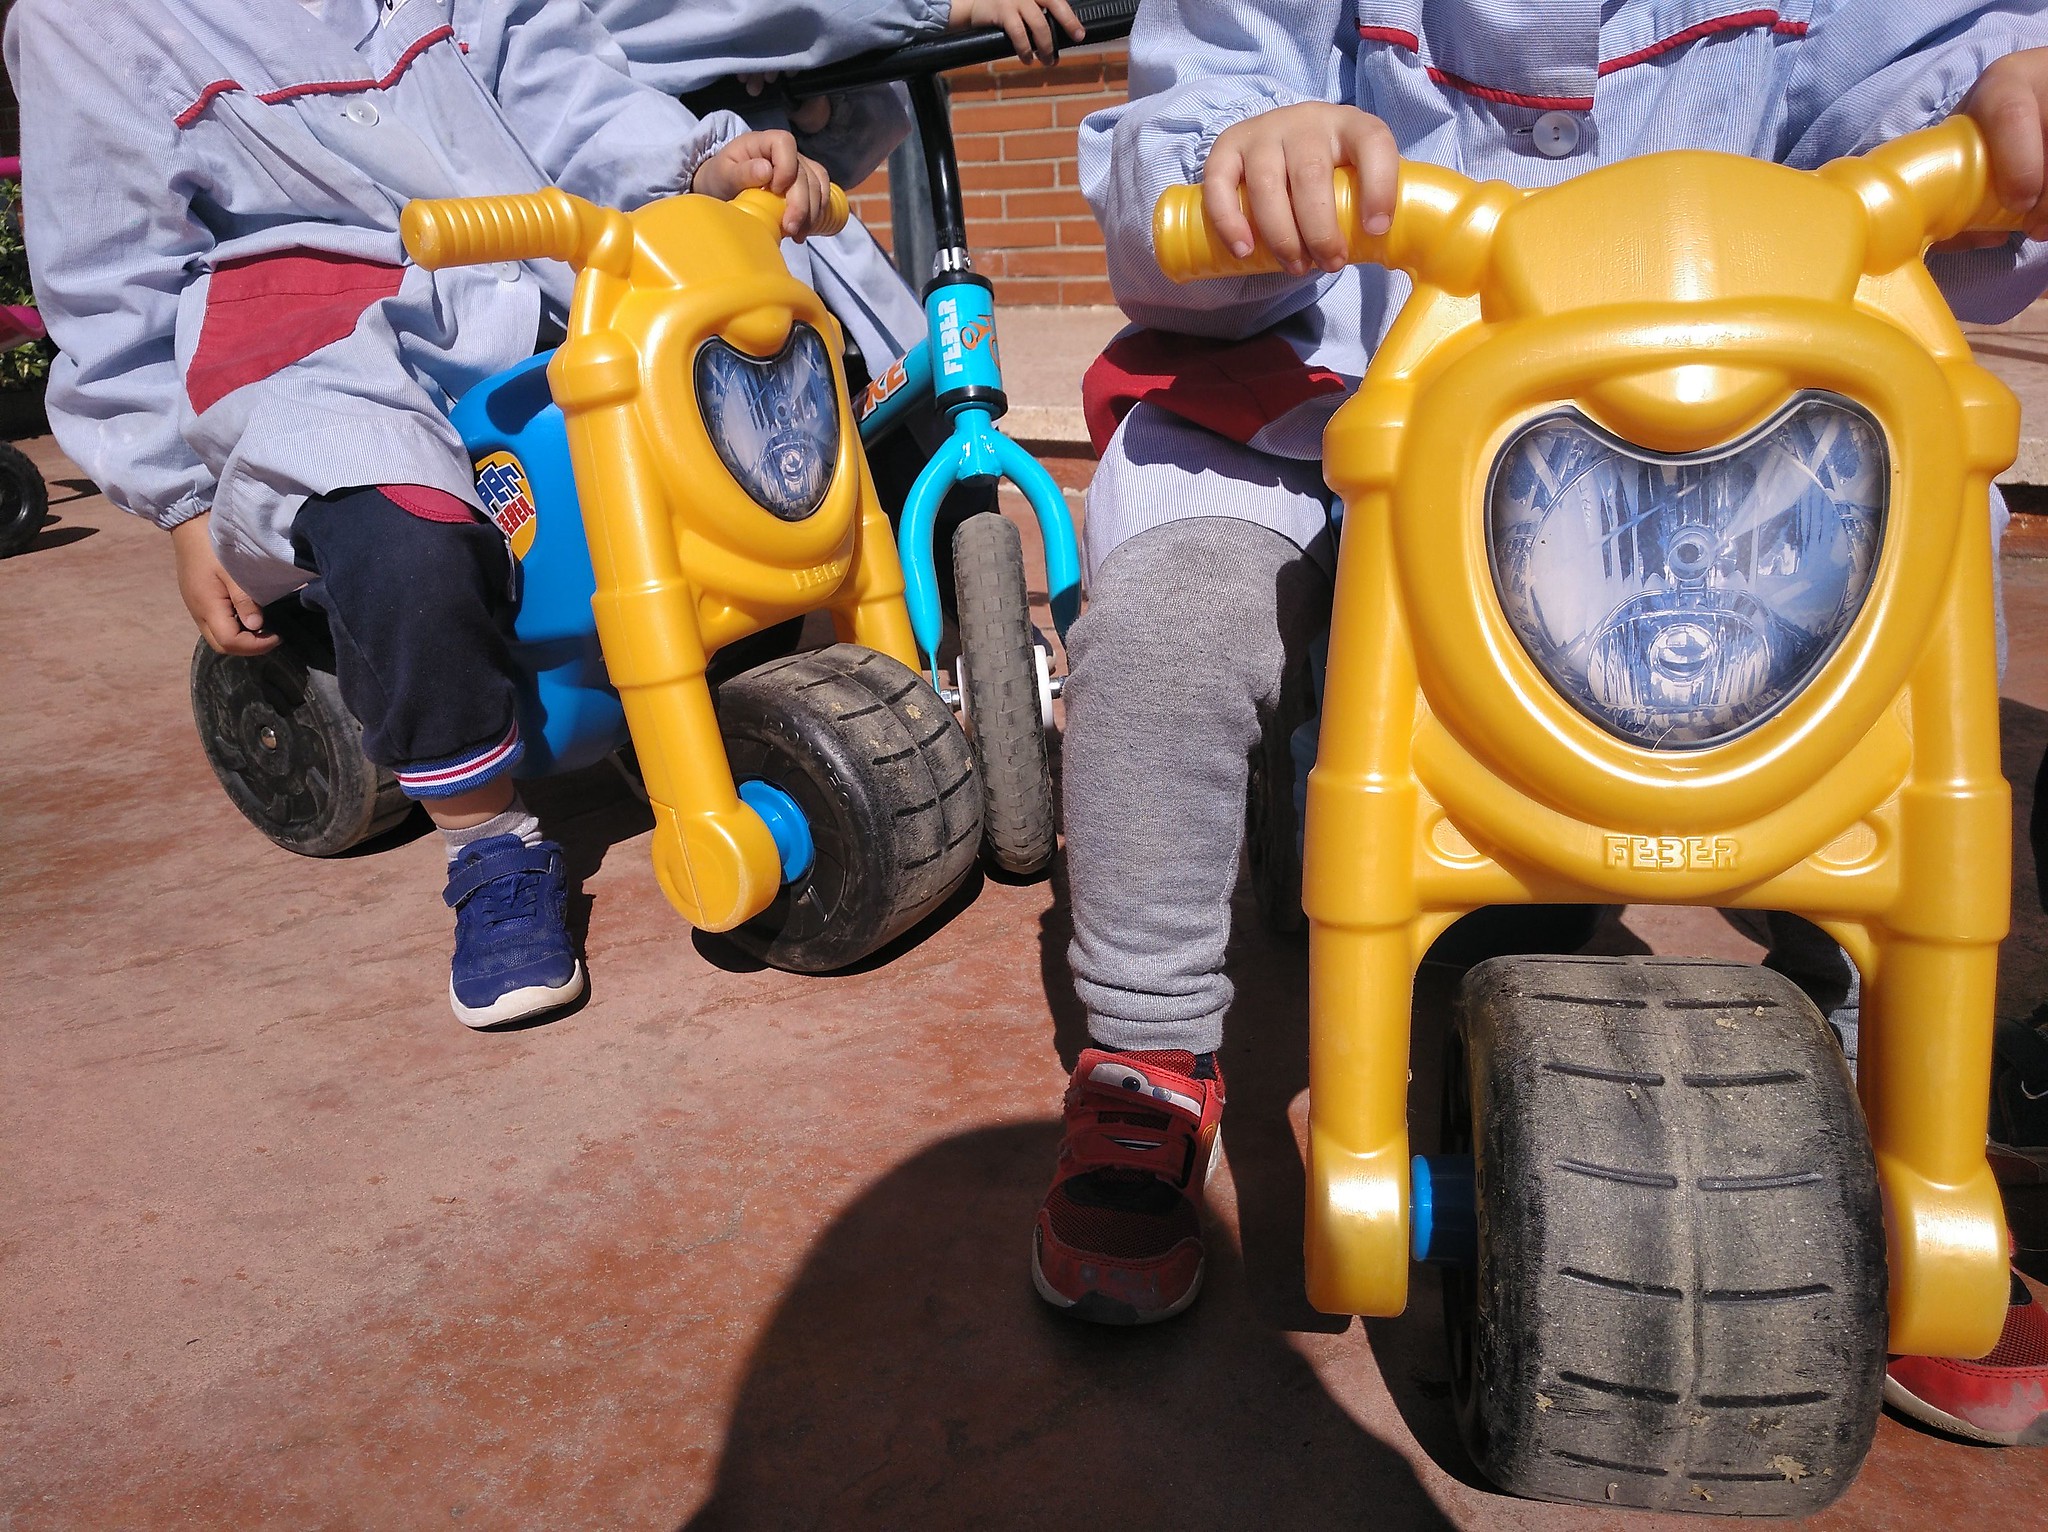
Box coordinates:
[1019,0,1055,61]
[783,160,829,239]
[198,581,276,656]
[996,2,1039,63]
[758,131,799,194]
[1200,141,1257,259]
[1969,67,2048,223]
[1286,138,1346,272]
[1042,0,1086,42]
[1243,137,1309,275]
[1337,112,1399,239]
[228,583,267,634]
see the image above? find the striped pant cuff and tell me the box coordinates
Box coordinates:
[394,723,523,800]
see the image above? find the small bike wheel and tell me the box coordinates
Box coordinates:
[0,439,49,557]
[717,643,982,973]
[952,512,1056,877]
[1444,954,1887,1516]
[190,638,414,856]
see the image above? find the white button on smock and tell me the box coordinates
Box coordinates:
[343,99,380,127]
[1532,111,1581,157]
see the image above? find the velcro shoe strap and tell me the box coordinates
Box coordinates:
[1063,1092,1204,1190]
[443,846,557,909]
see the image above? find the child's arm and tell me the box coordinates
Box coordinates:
[1781,4,2048,324]
[465,0,843,232]
[2,8,216,534]
[1080,0,1356,338]
[2,6,275,654]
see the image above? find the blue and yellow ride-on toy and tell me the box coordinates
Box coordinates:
[190,180,1075,972]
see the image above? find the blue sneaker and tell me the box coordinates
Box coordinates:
[442,834,585,1028]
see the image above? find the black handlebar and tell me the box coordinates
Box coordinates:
[680,0,1139,117]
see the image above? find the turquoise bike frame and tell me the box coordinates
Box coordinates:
[856,272,1082,676]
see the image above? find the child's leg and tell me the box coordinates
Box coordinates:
[1034,405,1331,1324]
[291,486,584,1028]
[1063,404,1334,1051]
[1064,515,1330,1050]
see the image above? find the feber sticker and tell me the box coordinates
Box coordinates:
[473,450,538,560]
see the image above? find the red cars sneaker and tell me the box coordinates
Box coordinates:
[1885,1267,2048,1446]
[1032,1047,1223,1325]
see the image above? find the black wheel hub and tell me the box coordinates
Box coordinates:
[195,651,341,834]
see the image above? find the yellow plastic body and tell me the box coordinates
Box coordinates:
[402,183,918,933]
[1156,119,2021,1356]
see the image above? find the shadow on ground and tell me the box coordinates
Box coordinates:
[682,1118,1453,1532]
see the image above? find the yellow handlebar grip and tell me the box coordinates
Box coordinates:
[819,183,851,238]
[1155,161,1504,295]
[1156,169,1393,282]
[402,187,629,276]
[1153,182,1285,283]
[731,182,853,239]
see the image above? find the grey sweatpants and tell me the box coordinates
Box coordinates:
[1063,516,1330,1052]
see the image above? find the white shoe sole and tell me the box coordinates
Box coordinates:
[1884,1372,2033,1447]
[449,961,586,1029]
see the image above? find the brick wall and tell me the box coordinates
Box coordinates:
[846,44,1127,306]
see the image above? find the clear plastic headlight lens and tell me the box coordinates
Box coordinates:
[1487,392,1887,749]
[694,323,839,521]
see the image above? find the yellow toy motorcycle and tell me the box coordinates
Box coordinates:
[188,183,985,973]
[1155,118,2022,1512]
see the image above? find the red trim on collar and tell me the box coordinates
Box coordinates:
[1357,25,1419,50]
[1424,66,1594,113]
[175,79,240,129]
[1599,10,1802,75]
[173,25,455,128]
[1362,9,1804,109]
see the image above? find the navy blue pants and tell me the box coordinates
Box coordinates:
[290,486,523,798]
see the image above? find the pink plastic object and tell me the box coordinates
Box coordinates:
[0,156,44,347]
[0,306,44,349]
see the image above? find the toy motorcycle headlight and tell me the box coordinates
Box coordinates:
[1487,393,1887,749]
[694,323,840,521]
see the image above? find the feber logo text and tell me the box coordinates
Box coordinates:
[937,296,962,374]
[1603,834,1738,872]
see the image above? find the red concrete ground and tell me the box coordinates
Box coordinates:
[8,430,2048,1529]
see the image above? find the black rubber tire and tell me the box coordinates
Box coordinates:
[952,513,1056,877]
[190,638,413,857]
[1247,654,1315,935]
[0,439,49,557]
[1444,954,1886,1517]
[717,643,982,973]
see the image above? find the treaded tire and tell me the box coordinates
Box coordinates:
[1444,954,1886,1517]
[717,643,982,973]
[952,512,1056,877]
[190,638,413,856]
[0,439,49,557]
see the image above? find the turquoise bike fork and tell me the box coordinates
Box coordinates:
[857,273,1083,677]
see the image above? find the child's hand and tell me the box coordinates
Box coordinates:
[1202,104,1399,278]
[171,512,278,657]
[691,129,834,240]
[1964,49,2048,241]
[949,0,1086,66]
